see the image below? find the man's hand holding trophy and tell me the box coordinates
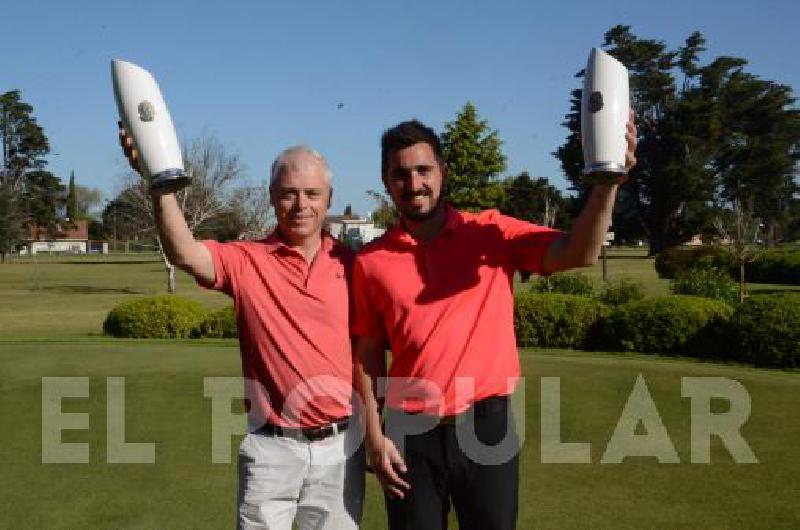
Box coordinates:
[112,59,189,193]
[581,47,637,185]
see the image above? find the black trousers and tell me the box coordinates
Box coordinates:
[384,396,520,530]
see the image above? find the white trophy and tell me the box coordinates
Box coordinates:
[581,47,630,184]
[111,59,189,192]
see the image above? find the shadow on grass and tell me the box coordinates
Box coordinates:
[43,260,161,265]
[603,254,653,260]
[749,287,800,295]
[32,285,147,295]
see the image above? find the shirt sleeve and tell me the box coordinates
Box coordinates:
[196,240,245,296]
[496,212,564,275]
[350,256,386,341]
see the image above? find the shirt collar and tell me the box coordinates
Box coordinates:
[441,204,463,234]
[387,203,463,245]
[262,229,334,255]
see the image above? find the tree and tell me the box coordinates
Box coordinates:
[227,181,274,240]
[0,183,25,262]
[501,172,568,228]
[66,171,77,220]
[102,185,154,244]
[705,62,800,245]
[441,102,507,210]
[1,90,59,255]
[553,27,800,254]
[713,200,762,303]
[1,90,50,190]
[366,189,397,228]
[115,132,246,292]
[74,184,103,219]
[24,170,65,236]
[559,26,718,256]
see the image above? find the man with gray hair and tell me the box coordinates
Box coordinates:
[119,129,365,529]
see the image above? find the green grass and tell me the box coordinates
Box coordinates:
[0,254,229,338]
[1,340,798,528]
[1,252,799,528]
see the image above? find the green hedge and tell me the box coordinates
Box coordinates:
[514,293,608,349]
[103,296,209,338]
[196,305,238,338]
[748,251,800,285]
[671,267,739,304]
[601,295,733,355]
[654,246,734,279]
[598,278,646,306]
[724,294,800,368]
[530,272,594,296]
[656,246,800,285]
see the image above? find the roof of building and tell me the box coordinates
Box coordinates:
[26,219,89,241]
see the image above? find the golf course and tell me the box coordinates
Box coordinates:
[1,250,798,529]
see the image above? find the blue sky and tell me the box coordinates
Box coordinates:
[2,0,798,216]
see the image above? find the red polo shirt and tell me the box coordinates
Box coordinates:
[352,207,562,416]
[199,232,354,428]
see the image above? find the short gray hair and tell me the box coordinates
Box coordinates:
[269,145,333,188]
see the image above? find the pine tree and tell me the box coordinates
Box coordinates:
[0,90,61,255]
[440,102,507,211]
[66,171,77,220]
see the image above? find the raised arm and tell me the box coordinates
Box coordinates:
[542,113,637,274]
[353,335,410,499]
[118,124,215,283]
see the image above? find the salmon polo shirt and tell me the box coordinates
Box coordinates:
[199,232,354,429]
[352,207,563,416]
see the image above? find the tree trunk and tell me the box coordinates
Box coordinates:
[156,235,176,294]
[767,221,778,247]
[166,262,176,294]
[739,260,746,304]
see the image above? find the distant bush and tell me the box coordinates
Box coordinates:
[514,293,608,349]
[656,246,800,285]
[103,296,208,339]
[196,305,238,338]
[531,272,594,297]
[598,278,646,306]
[724,294,800,368]
[601,295,733,355]
[655,246,734,279]
[671,267,739,304]
[747,250,800,285]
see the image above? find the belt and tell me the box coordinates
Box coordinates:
[255,417,350,442]
[390,395,511,425]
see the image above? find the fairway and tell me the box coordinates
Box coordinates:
[1,253,798,528]
[1,340,798,528]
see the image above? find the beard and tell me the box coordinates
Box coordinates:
[397,189,445,222]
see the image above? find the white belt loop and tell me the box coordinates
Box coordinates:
[331,421,339,436]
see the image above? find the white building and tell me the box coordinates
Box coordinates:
[19,220,108,255]
[325,216,385,248]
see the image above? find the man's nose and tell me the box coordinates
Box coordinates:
[409,171,425,191]
[295,192,310,209]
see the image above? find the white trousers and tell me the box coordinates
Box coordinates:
[237,425,365,530]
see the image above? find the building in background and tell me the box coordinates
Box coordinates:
[20,220,108,255]
[325,215,385,249]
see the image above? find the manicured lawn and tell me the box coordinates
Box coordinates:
[1,339,798,528]
[0,254,229,338]
[1,252,798,528]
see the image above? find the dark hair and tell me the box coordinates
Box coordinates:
[380,120,444,177]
